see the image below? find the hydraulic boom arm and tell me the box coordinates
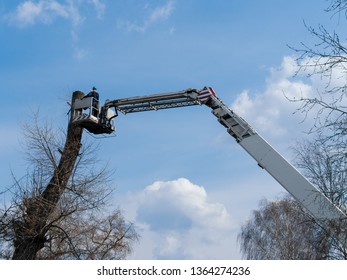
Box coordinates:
[205,92,346,222]
[103,88,211,114]
[72,86,346,223]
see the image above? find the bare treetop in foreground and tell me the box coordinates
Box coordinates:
[0,91,138,259]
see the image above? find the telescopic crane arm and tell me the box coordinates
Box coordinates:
[71,86,346,224]
[206,92,346,222]
[103,88,209,114]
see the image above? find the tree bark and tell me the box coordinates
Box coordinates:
[12,91,85,259]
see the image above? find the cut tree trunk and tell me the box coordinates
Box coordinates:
[12,91,84,260]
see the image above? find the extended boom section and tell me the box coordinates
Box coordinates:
[205,94,346,222]
[71,86,346,224]
[104,88,202,114]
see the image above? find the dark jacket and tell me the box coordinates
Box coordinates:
[85,90,99,101]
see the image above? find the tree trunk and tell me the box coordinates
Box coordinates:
[12,91,85,260]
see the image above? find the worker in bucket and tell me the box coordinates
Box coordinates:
[84,86,99,117]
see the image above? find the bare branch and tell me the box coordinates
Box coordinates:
[1,92,138,259]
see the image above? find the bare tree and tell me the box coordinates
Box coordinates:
[293,139,347,209]
[326,0,347,16]
[292,138,347,259]
[238,196,330,259]
[36,211,137,260]
[288,0,347,258]
[0,92,138,259]
[289,0,347,143]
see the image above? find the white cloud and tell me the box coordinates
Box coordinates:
[5,0,106,60]
[12,1,44,26]
[117,0,174,33]
[147,0,174,23]
[73,47,88,60]
[5,0,90,28]
[90,0,106,20]
[230,55,347,148]
[6,0,69,27]
[138,178,232,231]
[66,0,85,28]
[231,56,314,140]
[127,178,235,259]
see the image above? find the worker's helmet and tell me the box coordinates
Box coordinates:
[92,86,97,91]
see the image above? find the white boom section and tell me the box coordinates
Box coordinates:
[206,93,346,222]
[98,86,345,222]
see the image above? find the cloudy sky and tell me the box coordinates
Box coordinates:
[0,0,340,259]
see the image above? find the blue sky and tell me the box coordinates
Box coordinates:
[0,0,340,259]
